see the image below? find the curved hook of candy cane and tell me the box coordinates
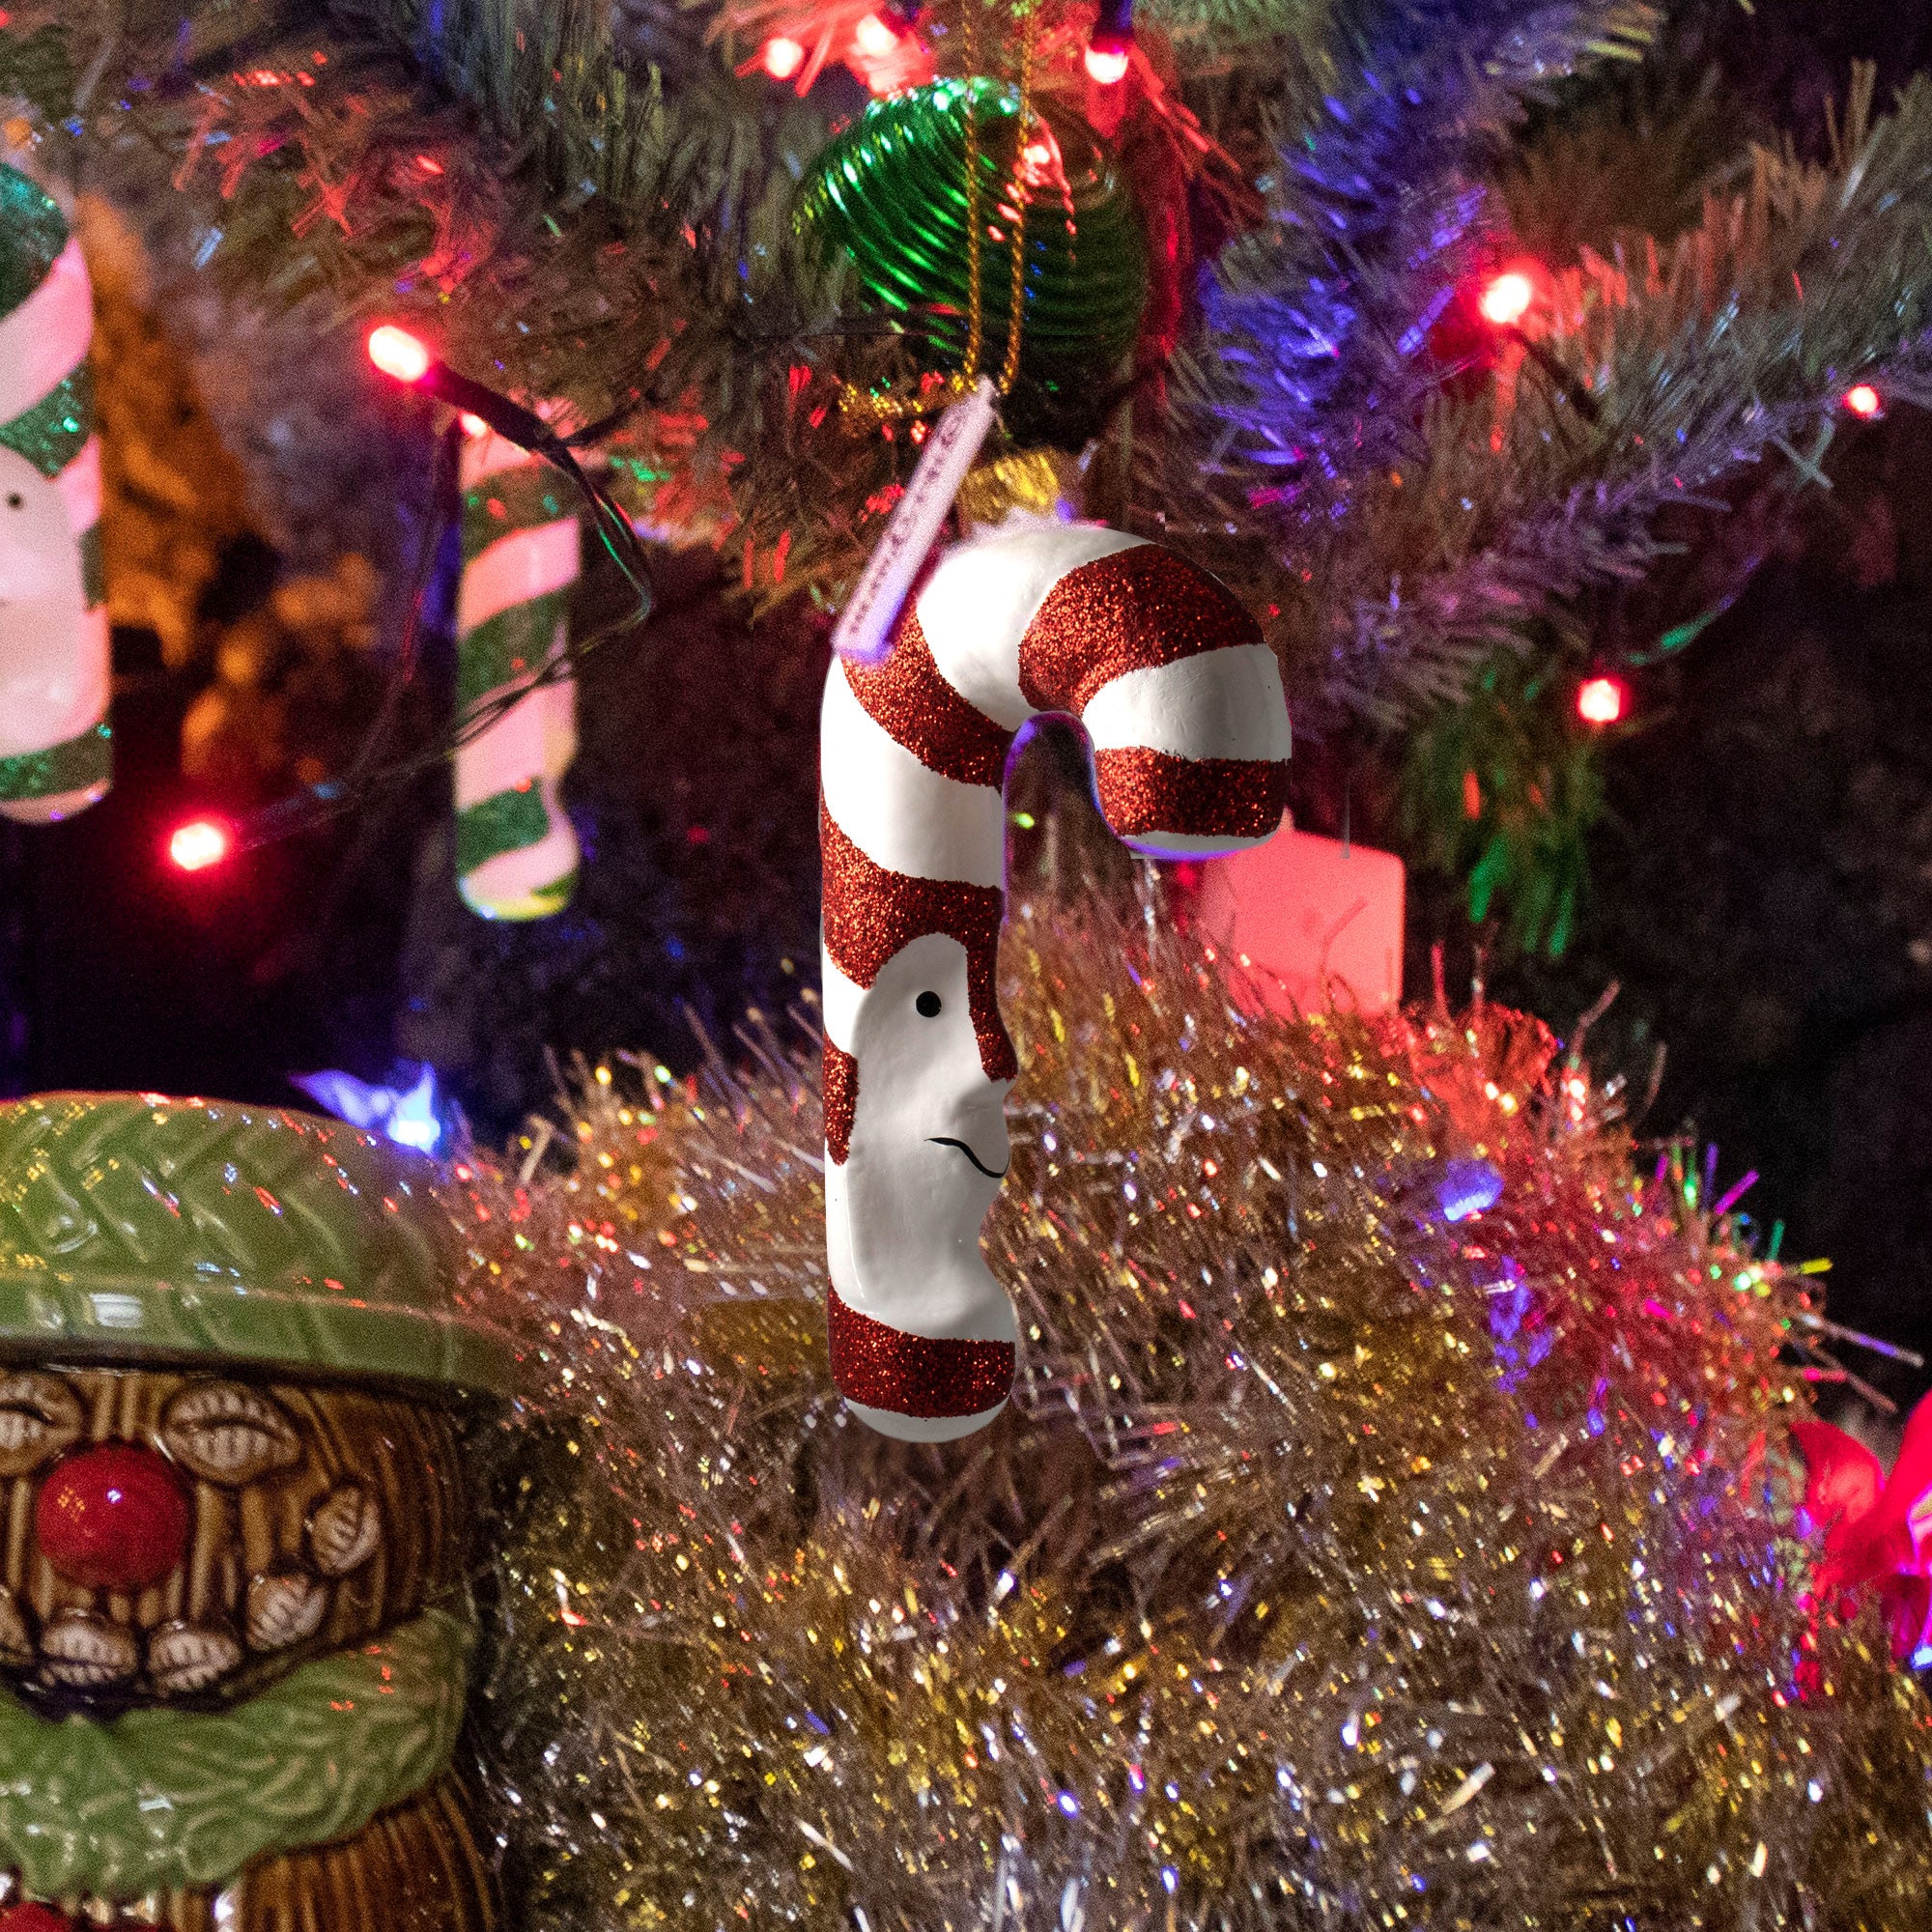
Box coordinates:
[454,427,583,920]
[820,519,1293,1439]
[0,166,109,825]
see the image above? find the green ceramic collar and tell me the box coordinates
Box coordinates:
[0,1605,473,1901]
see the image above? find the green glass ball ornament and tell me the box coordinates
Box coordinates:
[797,78,1148,445]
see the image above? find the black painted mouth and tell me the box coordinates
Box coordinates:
[928,1136,1009,1179]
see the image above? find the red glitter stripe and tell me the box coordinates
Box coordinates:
[822,1040,858,1165]
[1018,546,1261,720]
[820,799,1017,1082]
[844,606,1016,787]
[827,1286,1013,1418]
[1093,747,1290,842]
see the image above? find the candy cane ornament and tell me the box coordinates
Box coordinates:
[820,520,1293,1439]
[454,426,582,920]
[0,162,109,824]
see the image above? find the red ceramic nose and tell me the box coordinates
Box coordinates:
[35,1443,190,1591]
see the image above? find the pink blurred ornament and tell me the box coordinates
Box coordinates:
[1183,826,1406,1017]
[1788,1418,1884,1591]
[1797,1393,1932,1662]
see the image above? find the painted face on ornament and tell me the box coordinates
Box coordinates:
[824,932,1016,1439]
[0,1364,463,1715]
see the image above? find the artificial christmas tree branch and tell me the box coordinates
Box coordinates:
[7,0,1932,907]
[1158,26,1932,730]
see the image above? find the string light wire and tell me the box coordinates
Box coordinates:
[220,357,657,858]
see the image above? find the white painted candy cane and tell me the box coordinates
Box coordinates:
[454,428,582,920]
[820,518,1293,1439]
[0,163,108,823]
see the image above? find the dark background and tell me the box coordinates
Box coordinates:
[1431,406,1932,1409]
[0,544,829,1130]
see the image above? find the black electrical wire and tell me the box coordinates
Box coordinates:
[229,361,658,857]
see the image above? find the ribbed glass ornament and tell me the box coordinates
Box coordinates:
[797,78,1147,439]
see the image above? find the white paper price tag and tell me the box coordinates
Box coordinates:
[831,377,999,665]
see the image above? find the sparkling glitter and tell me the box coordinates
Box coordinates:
[822,1040,858,1165]
[826,1285,1012,1418]
[820,799,1015,1081]
[0,365,92,478]
[0,161,69,316]
[842,607,1015,787]
[0,721,110,808]
[1018,545,1262,716]
[1092,746,1288,841]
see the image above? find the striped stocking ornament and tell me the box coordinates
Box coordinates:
[454,428,582,921]
[0,163,107,824]
[820,519,1293,1438]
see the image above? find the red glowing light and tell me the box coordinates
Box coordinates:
[459,411,491,439]
[366,324,432,384]
[1576,675,1629,726]
[1478,269,1536,328]
[1084,37,1131,83]
[761,34,806,78]
[415,153,444,175]
[852,11,901,56]
[1844,383,1883,419]
[169,818,232,872]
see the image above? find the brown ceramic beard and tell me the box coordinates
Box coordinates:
[0,1366,467,1713]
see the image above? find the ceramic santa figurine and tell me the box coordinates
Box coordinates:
[0,1093,516,1930]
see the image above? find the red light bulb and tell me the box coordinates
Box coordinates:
[1085,0,1134,87]
[1478,270,1536,328]
[366,324,432,384]
[1843,383,1883,419]
[852,11,900,55]
[760,34,806,78]
[1576,674,1628,726]
[36,1444,191,1591]
[169,817,231,872]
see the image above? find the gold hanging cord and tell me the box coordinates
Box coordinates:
[838,0,1039,426]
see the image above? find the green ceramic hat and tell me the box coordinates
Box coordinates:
[0,1093,515,1395]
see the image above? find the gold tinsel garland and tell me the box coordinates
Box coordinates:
[450,882,1932,1928]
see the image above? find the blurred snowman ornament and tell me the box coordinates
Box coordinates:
[0,159,108,823]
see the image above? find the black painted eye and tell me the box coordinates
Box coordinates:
[5,495,19,509]
[916,990,943,1018]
